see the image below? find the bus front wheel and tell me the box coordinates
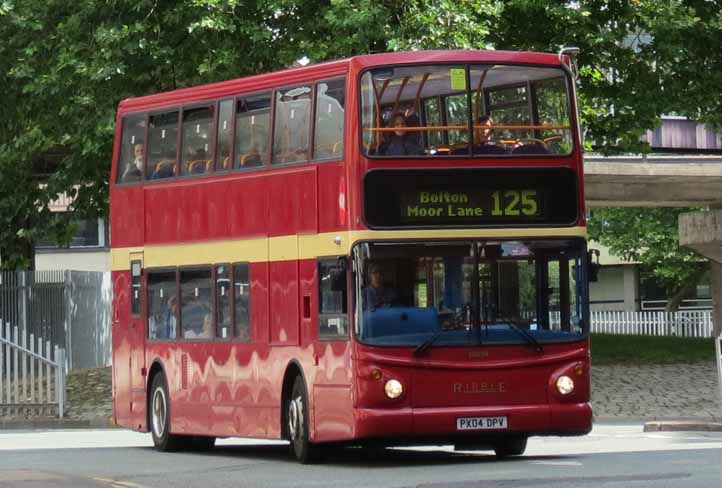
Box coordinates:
[287,375,321,464]
[150,373,184,452]
[493,436,527,458]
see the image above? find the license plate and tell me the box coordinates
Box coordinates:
[456,416,508,431]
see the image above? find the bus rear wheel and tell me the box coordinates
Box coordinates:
[287,375,321,464]
[493,436,527,458]
[150,373,184,452]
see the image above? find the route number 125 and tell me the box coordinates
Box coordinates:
[491,190,539,216]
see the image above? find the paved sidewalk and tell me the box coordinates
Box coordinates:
[592,362,722,421]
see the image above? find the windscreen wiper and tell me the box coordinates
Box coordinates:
[497,320,544,353]
[413,327,455,356]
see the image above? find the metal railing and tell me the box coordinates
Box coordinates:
[0,320,65,418]
[590,310,713,337]
[0,270,111,370]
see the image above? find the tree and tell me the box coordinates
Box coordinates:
[2,0,721,271]
[588,207,707,311]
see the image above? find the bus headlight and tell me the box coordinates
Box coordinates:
[556,375,574,395]
[384,379,404,399]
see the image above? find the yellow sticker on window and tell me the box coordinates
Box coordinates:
[450,68,467,91]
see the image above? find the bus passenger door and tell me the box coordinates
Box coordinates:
[128,253,148,430]
[310,258,353,442]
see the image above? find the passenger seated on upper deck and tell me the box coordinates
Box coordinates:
[120,142,144,182]
[473,115,508,155]
[363,262,399,310]
[379,113,423,156]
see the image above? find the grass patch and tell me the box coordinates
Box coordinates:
[590,334,717,365]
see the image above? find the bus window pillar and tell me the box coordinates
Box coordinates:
[559,258,571,332]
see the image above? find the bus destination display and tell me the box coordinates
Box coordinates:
[364,168,578,228]
[401,189,541,222]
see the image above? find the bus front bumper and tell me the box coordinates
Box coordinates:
[353,402,592,441]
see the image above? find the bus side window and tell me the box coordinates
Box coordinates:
[272,85,311,164]
[147,110,179,180]
[181,105,214,176]
[147,270,178,340]
[318,258,348,339]
[313,78,345,161]
[180,268,213,340]
[130,260,142,316]
[117,115,146,184]
[234,264,251,342]
[235,93,271,168]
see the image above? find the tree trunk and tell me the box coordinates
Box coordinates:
[664,265,707,312]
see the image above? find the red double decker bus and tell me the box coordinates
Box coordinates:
[110,49,592,462]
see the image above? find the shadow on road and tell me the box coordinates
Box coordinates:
[162,443,583,468]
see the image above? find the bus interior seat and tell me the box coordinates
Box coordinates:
[240,153,262,167]
[362,307,440,339]
[152,160,176,179]
[187,160,210,174]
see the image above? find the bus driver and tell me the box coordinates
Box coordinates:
[363,262,399,310]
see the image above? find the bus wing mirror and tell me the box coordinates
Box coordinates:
[587,249,600,282]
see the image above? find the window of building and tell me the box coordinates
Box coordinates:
[235,93,271,168]
[147,111,179,180]
[180,268,213,339]
[181,106,214,176]
[215,264,232,339]
[35,217,107,250]
[313,79,345,160]
[234,264,251,341]
[216,100,233,172]
[318,258,348,339]
[273,86,312,164]
[147,271,177,340]
[117,115,146,183]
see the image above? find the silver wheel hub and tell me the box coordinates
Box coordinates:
[288,394,304,441]
[152,387,167,438]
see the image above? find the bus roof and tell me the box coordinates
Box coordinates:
[118,50,565,114]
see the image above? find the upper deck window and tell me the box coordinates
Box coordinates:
[236,93,271,168]
[147,111,179,179]
[117,115,146,183]
[181,106,214,176]
[273,86,312,164]
[360,64,573,158]
[313,79,345,161]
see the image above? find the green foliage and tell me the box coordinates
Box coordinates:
[2,1,721,269]
[588,207,707,309]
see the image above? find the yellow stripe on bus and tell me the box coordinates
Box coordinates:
[110,227,587,271]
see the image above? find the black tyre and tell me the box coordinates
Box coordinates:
[149,373,184,452]
[494,436,527,458]
[287,375,321,464]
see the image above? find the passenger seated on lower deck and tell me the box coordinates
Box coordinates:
[363,262,399,310]
[379,113,423,156]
